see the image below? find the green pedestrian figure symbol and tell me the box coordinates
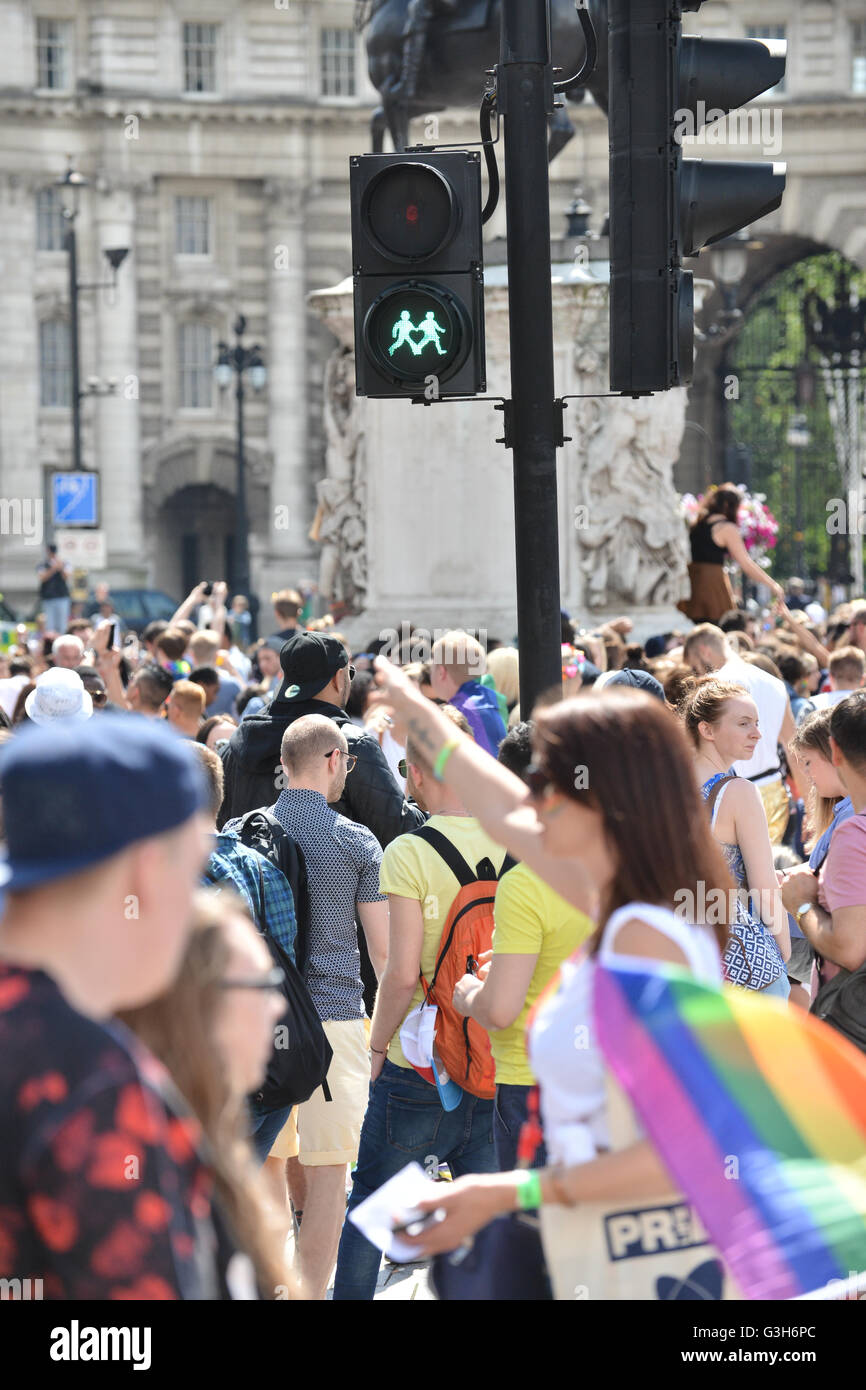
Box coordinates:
[389,310,422,356]
[414,311,448,355]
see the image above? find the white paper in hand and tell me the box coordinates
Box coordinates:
[348,1161,440,1263]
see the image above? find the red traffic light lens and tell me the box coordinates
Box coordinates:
[364,163,456,262]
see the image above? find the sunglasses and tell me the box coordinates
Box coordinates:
[218,967,284,994]
[346,664,356,681]
[398,758,408,778]
[325,749,357,772]
[524,762,554,799]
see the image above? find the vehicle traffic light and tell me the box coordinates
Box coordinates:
[607,0,787,394]
[350,151,486,399]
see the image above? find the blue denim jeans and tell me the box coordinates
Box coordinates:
[332,1060,496,1300]
[248,1098,292,1163]
[493,1083,548,1172]
[42,597,70,635]
[762,973,791,1001]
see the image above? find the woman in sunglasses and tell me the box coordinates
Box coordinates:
[119,890,293,1298]
[366,658,736,1299]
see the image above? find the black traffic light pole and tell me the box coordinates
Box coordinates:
[500,0,563,718]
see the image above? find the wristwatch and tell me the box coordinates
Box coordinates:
[795,901,813,928]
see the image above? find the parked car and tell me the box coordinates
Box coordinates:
[85,588,179,634]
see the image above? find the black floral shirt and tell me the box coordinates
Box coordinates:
[0,963,222,1300]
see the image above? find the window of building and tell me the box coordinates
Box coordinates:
[36,18,71,91]
[852,21,866,94]
[745,24,786,95]
[178,323,214,409]
[36,187,66,251]
[320,27,356,98]
[183,22,218,93]
[40,319,71,407]
[175,196,212,256]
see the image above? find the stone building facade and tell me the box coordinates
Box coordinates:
[0,0,864,615]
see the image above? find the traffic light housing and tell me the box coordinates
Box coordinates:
[607,0,787,395]
[350,151,486,399]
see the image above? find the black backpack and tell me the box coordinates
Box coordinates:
[811,962,866,1056]
[234,807,312,973]
[206,831,332,1113]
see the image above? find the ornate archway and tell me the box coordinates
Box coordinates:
[141,433,272,597]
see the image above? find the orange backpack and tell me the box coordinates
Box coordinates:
[413,825,514,1100]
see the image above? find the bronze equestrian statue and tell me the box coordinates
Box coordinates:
[356,0,608,162]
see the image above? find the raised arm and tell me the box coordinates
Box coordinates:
[371,658,597,916]
[717,523,784,599]
[170,581,209,626]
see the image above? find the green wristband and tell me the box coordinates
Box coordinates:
[432,737,461,783]
[515,1170,543,1211]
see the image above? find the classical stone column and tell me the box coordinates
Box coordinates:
[262,179,314,590]
[0,174,44,606]
[94,181,144,578]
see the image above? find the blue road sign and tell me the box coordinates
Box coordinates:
[51,473,98,527]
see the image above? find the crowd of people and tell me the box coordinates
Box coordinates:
[2,558,866,1301]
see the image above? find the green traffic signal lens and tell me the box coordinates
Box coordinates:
[363,283,470,386]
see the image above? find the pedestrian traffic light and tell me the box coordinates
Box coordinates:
[350,151,486,399]
[607,0,787,394]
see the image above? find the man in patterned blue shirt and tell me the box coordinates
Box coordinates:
[193,745,297,965]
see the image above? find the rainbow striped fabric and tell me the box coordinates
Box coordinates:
[594,961,866,1300]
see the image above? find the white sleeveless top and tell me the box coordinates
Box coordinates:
[527,902,722,1167]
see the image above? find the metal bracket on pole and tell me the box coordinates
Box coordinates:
[494,400,514,448]
[554,399,572,447]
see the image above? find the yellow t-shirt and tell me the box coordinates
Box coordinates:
[379,815,507,1070]
[489,861,594,1086]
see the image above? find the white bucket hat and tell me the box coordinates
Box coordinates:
[25,668,93,724]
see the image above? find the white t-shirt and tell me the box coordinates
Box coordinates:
[0,674,28,719]
[717,654,788,783]
[527,903,721,1167]
[811,688,860,710]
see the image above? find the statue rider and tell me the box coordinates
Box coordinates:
[390,0,459,105]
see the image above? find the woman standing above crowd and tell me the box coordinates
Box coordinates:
[677,485,784,625]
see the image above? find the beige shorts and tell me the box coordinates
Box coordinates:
[278,1018,370,1168]
[269,1107,299,1162]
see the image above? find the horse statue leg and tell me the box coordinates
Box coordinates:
[371,105,387,153]
[548,104,575,163]
[384,96,411,152]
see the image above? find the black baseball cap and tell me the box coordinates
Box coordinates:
[274,631,349,703]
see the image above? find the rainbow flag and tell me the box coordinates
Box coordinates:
[594,960,866,1300]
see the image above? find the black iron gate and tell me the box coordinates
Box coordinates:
[725,251,866,584]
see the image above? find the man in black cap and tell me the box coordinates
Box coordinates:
[217,632,426,846]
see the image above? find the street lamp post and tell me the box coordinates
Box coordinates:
[215,314,266,612]
[55,160,129,474]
